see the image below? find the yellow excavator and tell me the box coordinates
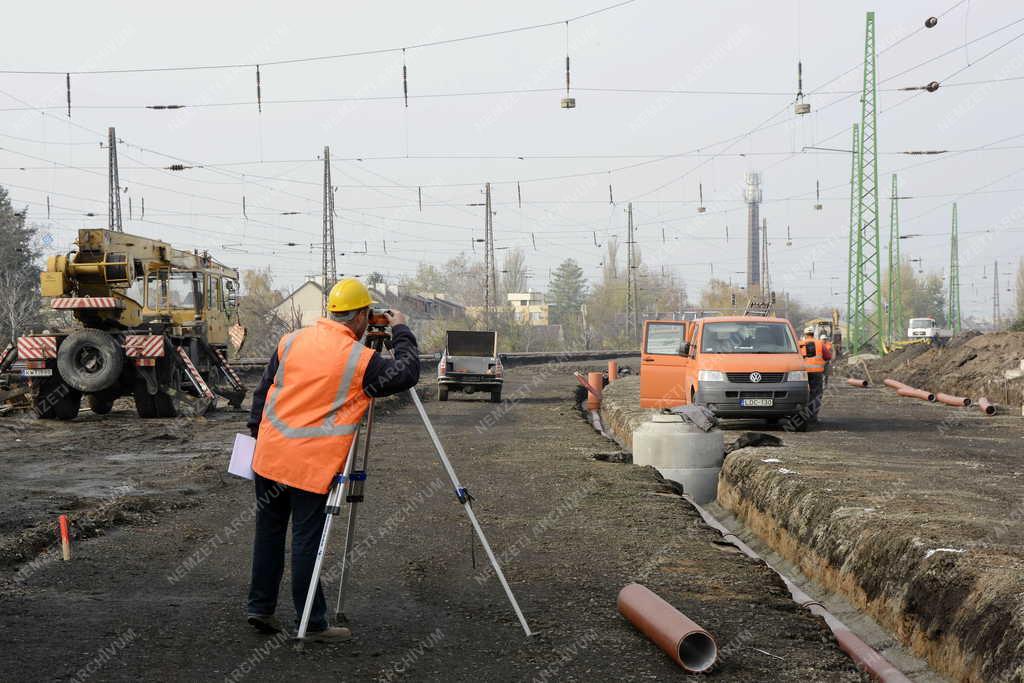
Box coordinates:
[0,228,247,419]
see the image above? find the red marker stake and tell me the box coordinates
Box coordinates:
[59,514,71,561]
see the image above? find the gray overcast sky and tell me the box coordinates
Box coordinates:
[2,0,1022,320]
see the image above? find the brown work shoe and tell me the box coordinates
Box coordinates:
[306,626,352,643]
[247,614,283,634]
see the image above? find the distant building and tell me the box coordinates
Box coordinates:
[506,291,550,326]
[271,280,325,329]
[271,279,465,340]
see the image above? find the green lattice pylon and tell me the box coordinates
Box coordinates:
[948,203,961,333]
[850,11,884,354]
[887,174,903,343]
[846,123,860,345]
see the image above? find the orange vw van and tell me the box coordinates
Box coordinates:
[639,316,810,425]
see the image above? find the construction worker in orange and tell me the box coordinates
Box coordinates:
[244,279,420,641]
[798,326,833,421]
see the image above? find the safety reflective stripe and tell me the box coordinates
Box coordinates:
[264,331,364,438]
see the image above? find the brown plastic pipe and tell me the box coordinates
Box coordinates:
[574,371,603,410]
[608,360,618,382]
[978,397,996,415]
[846,378,869,388]
[683,496,912,683]
[897,387,936,402]
[935,393,971,407]
[883,378,908,390]
[617,583,718,673]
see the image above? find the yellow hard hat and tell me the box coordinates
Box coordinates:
[327,278,373,313]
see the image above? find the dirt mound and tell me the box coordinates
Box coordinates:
[857,331,1024,409]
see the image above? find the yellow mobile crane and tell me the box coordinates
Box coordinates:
[0,229,247,419]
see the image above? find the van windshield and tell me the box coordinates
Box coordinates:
[700,321,797,354]
[908,318,934,328]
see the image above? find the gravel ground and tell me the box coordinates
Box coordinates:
[0,359,863,682]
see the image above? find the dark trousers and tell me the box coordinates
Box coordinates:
[247,474,330,631]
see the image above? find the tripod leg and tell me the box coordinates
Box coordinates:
[406,389,535,637]
[333,399,376,621]
[296,436,358,643]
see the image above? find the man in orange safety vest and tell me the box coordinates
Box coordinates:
[244,279,420,641]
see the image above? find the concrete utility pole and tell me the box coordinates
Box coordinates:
[108,127,122,232]
[993,260,1001,330]
[887,173,904,344]
[760,217,770,297]
[625,202,639,341]
[321,146,337,315]
[483,182,497,318]
[743,172,762,294]
[948,203,961,333]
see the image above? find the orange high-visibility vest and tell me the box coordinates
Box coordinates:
[799,337,827,373]
[253,319,374,493]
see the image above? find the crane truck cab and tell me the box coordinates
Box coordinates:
[640,316,811,428]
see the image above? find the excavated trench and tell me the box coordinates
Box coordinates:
[597,375,1024,682]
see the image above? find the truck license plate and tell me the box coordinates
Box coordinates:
[22,369,53,377]
[740,398,773,407]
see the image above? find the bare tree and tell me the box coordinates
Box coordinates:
[0,187,42,343]
[501,248,528,295]
[0,268,40,344]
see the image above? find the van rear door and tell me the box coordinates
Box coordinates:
[640,320,690,408]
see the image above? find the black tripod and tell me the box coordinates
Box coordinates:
[295,324,533,643]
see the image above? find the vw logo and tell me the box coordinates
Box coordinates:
[749,372,762,383]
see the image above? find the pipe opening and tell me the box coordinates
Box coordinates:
[678,631,717,673]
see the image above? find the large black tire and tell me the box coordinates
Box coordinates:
[133,362,181,418]
[32,378,81,420]
[57,329,124,393]
[87,394,114,415]
[154,364,183,418]
[133,381,157,418]
[438,385,449,402]
[489,389,501,403]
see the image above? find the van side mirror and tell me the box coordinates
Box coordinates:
[679,342,691,356]
[803,341,816,358]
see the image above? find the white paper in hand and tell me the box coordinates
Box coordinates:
[229,433,256,480]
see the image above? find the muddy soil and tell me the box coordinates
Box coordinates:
[0,360,862,682]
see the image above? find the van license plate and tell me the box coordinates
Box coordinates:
[22,369,52,377]
[740,398,772,407]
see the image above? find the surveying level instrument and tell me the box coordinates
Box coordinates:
[295,318,534,645]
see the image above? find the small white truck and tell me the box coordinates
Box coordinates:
[436,330,503,402]
[906,317,952,343]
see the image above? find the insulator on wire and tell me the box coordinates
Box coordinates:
[146,104,186,110]
[383,240,387,253]
[418,186,422,211]
[166,164,191,171]
[242,195,248,219]
[517,181,522,208]
[141,197,145,220]
[661,227,666,243]
[593,231,599,247]
[925,81,940,92]
[925,16,938,28]
[46,196,51,220]
[256,65,263,113]
[725,225,729,243]
[65,73,71,118]
[128,196,133,220]
[531,232,536,250]
[608,184,614,205]
[402,49,408,108]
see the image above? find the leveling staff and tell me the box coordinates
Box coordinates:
[245,279,420,641]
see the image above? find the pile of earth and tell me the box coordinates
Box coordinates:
[855,331,1024,409]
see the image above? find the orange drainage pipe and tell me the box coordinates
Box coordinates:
[978,397,996,415]
[896,387,936,402]
[617,583,717,673]
[59,514,71,561]
[574,371,603,410]
[683,496,912,683]
[608,360,618,382]
[935,393,971,407]
[883,378,908,391]
[846,378,869,388]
